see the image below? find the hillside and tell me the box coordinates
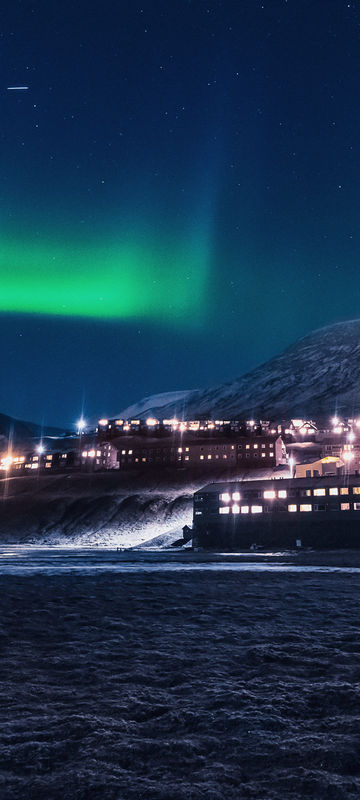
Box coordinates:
[0,413,64,445]
[119,320,360,420]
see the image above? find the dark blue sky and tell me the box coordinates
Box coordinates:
[1,0,360,426]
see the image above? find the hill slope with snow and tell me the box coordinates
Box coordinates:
[119,320,360,419]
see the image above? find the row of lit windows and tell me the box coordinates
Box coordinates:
[288,503,360,512]
[242,443,274,450]
[218,502,360,515]
[220,489,288,502]
[238,452,273,458]
[219,487,358,503]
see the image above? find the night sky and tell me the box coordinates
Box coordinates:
[1,0,360,426]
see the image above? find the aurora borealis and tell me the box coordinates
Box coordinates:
[0,234,209,321]
[2,0,360,425]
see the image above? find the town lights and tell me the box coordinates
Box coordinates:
[332,416,339,426]
[36,443,45,454]
[348,432,355,442]
[98,418,108,426]
[343,451,354,462]
[146,417,158,427]
[2,455,13,470]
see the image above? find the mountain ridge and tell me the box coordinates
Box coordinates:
[118,320,360,420]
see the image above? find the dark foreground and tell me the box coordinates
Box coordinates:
[1,571,360,799]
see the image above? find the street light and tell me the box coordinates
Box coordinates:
[77,418,86,434]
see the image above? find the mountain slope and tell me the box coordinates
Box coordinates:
[0,413,64,444]
[119,320,360,419]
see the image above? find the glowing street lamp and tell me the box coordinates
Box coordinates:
[36,443,45,455]
[77,417,86,434]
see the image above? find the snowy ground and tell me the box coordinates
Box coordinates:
[0,467,284,548]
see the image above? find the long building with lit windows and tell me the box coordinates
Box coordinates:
[193,475,360,550]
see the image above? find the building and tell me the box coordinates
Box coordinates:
[295,456,344,478]
[81,441,119,471]
[236,435,286,467]
[193,474,360,550]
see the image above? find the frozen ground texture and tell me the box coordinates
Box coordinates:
[1,570,360,799]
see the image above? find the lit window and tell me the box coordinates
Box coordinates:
[232,504,240,514]
[340,488,349,495]
[178,447,182,453]
[128,450,133,455]
[121,450,126,455]
[263,490,276,499]
[207,454,212,460]
[354,502,360,511]
[82,451,88,458]
[219,506,230,515]
[314,488,326,496]
[185,447,189,452]
[353,488,360,494]
[245,444,250,450]
[232,491,240,501]
[300,504,312,512]
[261,443,265,448]
[231,445,235,450]
[97,451,101,457]
[253,444,258,449]
[200,455,204,460]
[341,503,350,511]
[241,506,249,514]
[185,456,189,461]
[261,453,266,458]
[329,488,338,496]
[223,454,227,458]
[251,505,263,514]
[142,457,146,462]
[220,492,231,503]
[288,504,297,512]
[195,510,202,515]
[278,490,287,499]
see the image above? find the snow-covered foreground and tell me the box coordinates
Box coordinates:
[0,467,283,548]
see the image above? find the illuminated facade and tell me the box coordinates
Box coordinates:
[193,475,360,550]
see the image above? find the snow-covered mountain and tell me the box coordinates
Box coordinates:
[119,320,360,420]
[119,390,198,420]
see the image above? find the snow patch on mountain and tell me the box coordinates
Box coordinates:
[119,389,195,419]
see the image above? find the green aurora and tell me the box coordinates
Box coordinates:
[0,234,209,322]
